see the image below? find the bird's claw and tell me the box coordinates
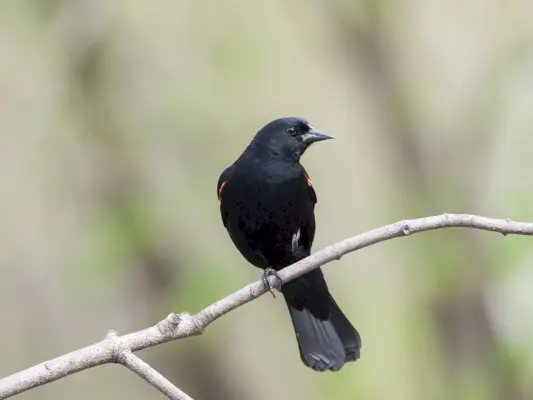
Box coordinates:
[262,268,282,298]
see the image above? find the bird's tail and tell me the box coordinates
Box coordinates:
[281,270,362,371]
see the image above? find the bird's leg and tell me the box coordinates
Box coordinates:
[262,268,282,298]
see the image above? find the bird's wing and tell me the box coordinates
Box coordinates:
[294,167,317,257]
[302,166,317,205]
[217,165,234,228]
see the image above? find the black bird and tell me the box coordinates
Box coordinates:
[217,117,361,371]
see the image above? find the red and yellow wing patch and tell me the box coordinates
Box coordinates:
[218,181,227,202]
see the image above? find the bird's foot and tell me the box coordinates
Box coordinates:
[262,268,282,298]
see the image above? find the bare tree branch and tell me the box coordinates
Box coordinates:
[105,330,193,400]
[118,351,193,400]
[1,214,532,399]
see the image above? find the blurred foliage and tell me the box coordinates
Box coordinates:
[2,1,533,399]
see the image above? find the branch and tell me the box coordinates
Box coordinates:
[1,214,532,399]
[107,330,193,400]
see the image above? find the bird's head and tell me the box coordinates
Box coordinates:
[252,117,334,161]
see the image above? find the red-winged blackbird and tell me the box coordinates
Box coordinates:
[217,117,361,371]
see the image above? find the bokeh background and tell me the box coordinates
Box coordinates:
[2,1,533,399]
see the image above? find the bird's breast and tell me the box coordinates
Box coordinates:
[225,168,308,231]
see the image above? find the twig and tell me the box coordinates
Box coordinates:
[106,330,193,400]
[1,214,532,399]
[118,352,193,400]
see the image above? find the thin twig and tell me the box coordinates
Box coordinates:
[105,330,193,400]
[1,214,532,399]
[119,352,193,400]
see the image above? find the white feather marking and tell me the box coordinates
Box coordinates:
[291,228,301,254]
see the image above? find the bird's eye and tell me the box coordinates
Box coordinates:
[287,127,296,135]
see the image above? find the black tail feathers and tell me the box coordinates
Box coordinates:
[284,293,362,372]
[327,295,362,362]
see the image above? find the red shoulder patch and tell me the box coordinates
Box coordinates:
[304,173,312,187]
[218,181,227,201]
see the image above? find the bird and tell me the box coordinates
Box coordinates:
[217,117,361,372]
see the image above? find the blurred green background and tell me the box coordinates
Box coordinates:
[1,1,533,399]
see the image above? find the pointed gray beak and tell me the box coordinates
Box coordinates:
[301,127,335,144]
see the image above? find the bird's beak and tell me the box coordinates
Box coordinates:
[301,126,335,144]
